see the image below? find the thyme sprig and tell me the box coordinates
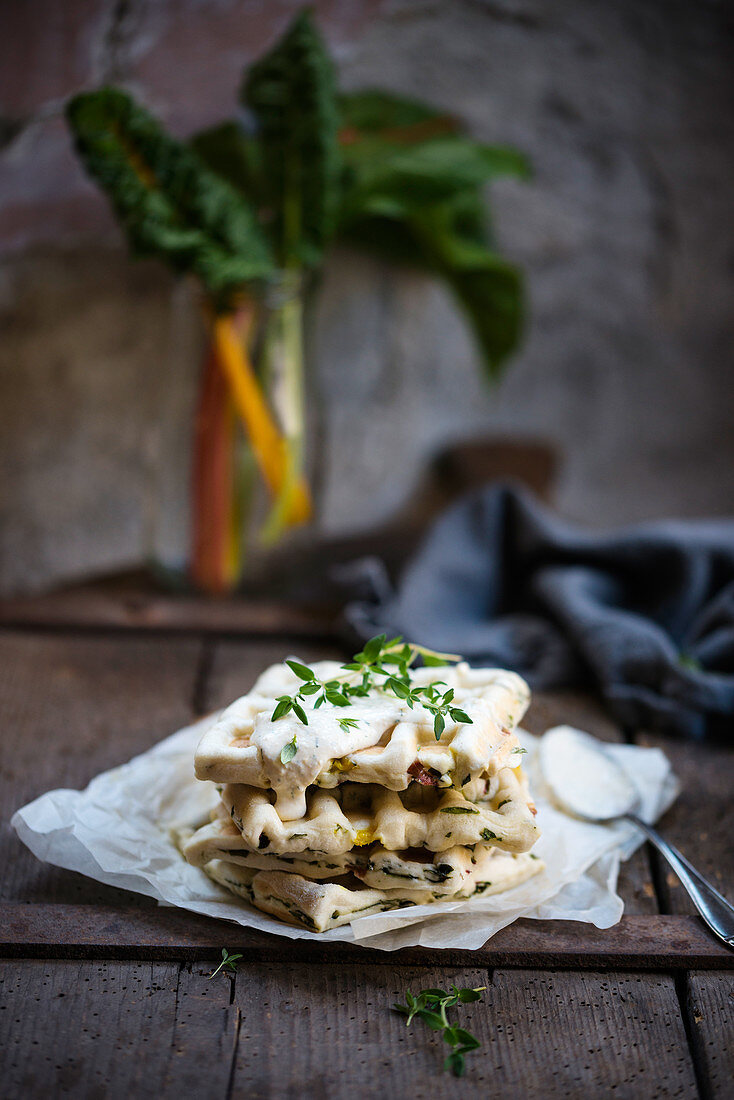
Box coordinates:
[208,947,243,979]
[393,985,485,1076]
[271,635,473,741]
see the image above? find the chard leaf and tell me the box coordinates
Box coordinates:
[191,121,265,206]
[342,137,530,220]
[242,10,341,267]
[339,89,459,137]
[66,87,274,306]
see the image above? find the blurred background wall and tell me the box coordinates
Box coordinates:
[1,0,733,595]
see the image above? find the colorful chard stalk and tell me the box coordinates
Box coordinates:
[66,9,529,594]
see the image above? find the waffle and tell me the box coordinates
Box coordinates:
[219,765,538,856]
[204,846,542,931]
[181,813,523,894]
[195,661,530,820]
[180,655,543,932]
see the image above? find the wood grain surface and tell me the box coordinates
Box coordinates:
[0,631,201,906]
[0,961,702,1099]
[2,905,731,969]
[0,618,732,1100]
[635,734,734,919]
[684,971,734,1100]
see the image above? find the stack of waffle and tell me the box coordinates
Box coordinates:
[181,660,544,932]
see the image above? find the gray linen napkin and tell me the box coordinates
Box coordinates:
[345,485,734,739]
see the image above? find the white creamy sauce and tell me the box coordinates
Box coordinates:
[539,725,636,821]
[233,659,531,820]
[253,697,403,819]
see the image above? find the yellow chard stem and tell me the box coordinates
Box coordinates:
[210,309,312,528]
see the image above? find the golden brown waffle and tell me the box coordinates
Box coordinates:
[195,662,530,820]
[204,846,543,932]
[182,814,531,894]
[219,766,538,856]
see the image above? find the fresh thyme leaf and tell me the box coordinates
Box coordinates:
[362,633,387,663]
[511,746,527,755]
[387,677,409,698]
[440,805,479,815]
[286,659,316,681]
[453,1028,480,1049]
[445,1051,466,1077]
[456,986,484,1003]
[271,697,293,721]
[208,947,243,979]
[269,638,473,734]
[337,717,360,733]
[416,1008,445,1030]
[280,733,298,763]
[292,702,308,725]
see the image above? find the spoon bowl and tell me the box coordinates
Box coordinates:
[537,724,734,951]
[538,725,639,823]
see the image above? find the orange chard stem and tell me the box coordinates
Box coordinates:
[190,341,236,594]
[210,309,312,526]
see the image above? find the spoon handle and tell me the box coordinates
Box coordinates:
[626,814,734,950]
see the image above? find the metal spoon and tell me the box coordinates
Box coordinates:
[538,725,734,950]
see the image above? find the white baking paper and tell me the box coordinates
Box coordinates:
[11,718,678,951]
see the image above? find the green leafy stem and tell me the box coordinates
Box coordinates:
[393,984,485,1077]
[208,947,243,979]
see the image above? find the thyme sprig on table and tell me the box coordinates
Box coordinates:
[271,635,473,743]
[394,985,485,1077]
[208,948,243,979]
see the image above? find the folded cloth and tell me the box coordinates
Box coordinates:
[345,485,734,739]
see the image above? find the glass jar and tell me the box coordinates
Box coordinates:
[145,273,317,594]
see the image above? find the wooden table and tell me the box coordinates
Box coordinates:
[0,589,732,1099]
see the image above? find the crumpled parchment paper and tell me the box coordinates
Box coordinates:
[11,718,678,951]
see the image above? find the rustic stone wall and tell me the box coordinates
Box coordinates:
[1,0,733,593]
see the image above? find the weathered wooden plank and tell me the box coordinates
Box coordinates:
[478,969,698,1100]
[635,734,734,918]
[232,962,487,1099]
[1,905,731,970]
[229,963,698,1098]
[0,959,237,1099]
[0,961,700,1100]
[685,971,734,1100]
[0,632,201,905]
[0,576,336,638]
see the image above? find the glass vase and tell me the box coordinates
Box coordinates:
[146,274,316,595]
